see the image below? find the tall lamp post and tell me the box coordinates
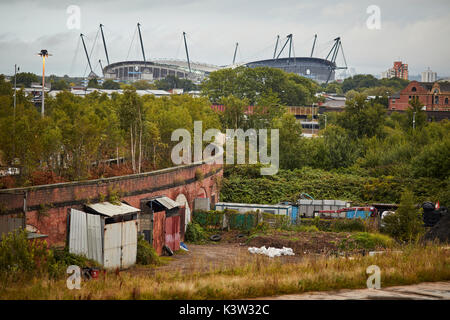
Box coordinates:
[13,64,19,158]
[37,49,50,117]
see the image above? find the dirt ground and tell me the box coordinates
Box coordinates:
[130,230,354,275]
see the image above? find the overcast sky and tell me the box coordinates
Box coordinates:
[0,0,449,78]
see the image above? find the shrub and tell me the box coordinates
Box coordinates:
[296,225,319,232]
[0,230,59,279]
[339,232,394,251]
[136,235,160,265]
[185,222,207,243]
[330,219,367,232]
[382,189,424,242]
[52,247,99,268]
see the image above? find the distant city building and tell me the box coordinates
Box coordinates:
[421,67,437,82]
[381,61,408,80]
[388,80,450,111]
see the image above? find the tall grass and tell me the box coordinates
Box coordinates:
[1,245,448,300]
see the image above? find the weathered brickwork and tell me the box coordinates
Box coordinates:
[0,162,222,246]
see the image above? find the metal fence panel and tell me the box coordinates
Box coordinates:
[69,209,88,257]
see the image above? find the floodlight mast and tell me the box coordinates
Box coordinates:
[38,49,50,117]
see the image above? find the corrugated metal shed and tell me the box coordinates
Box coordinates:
[86,202,140,217]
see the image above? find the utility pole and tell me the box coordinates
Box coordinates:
[13,64,18,158]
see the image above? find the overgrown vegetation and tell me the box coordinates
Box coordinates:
[1,245,448,299]
[136,235,161,265]
[382,189,425,242]
[338,232,395,251]
[185,222,207,243]
[0,230,97,282]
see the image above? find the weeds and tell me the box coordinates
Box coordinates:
[338,232,395,251]
[1,245,448,300]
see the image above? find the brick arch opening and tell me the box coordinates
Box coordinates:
[175,193,191,231]
[197,187,207,198]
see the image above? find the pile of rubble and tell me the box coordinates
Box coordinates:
[248,246,295,258]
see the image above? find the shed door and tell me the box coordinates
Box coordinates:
[165,215,180,252]
[121,220,137,268]
[103,223,122,269]
[152,211,165,255]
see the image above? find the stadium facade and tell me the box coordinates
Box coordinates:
[245,57,336,84]
[102,59,220,83]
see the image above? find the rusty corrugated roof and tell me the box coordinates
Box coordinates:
[154,196,180,210]
[86,202,140,217]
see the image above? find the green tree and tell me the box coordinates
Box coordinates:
[201,66,318,106]
[382,189,424,242]
[218,95,248,130]
[272,113,303,170]
[337,93,386,139]
[102,79,121,90]
[15,72,39,87]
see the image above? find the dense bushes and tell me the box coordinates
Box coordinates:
[185,222,207,243]
[221,165,449,207]
[0,230,96,280]
[338,232,394,251]
[382,189,425,242]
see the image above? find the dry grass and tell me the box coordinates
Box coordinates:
[1,245,449,300]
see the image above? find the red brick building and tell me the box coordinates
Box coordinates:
[389,81,450,111]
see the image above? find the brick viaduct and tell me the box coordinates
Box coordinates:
[0,161,223,246]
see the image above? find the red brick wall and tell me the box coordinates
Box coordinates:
[0,162,223,246]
